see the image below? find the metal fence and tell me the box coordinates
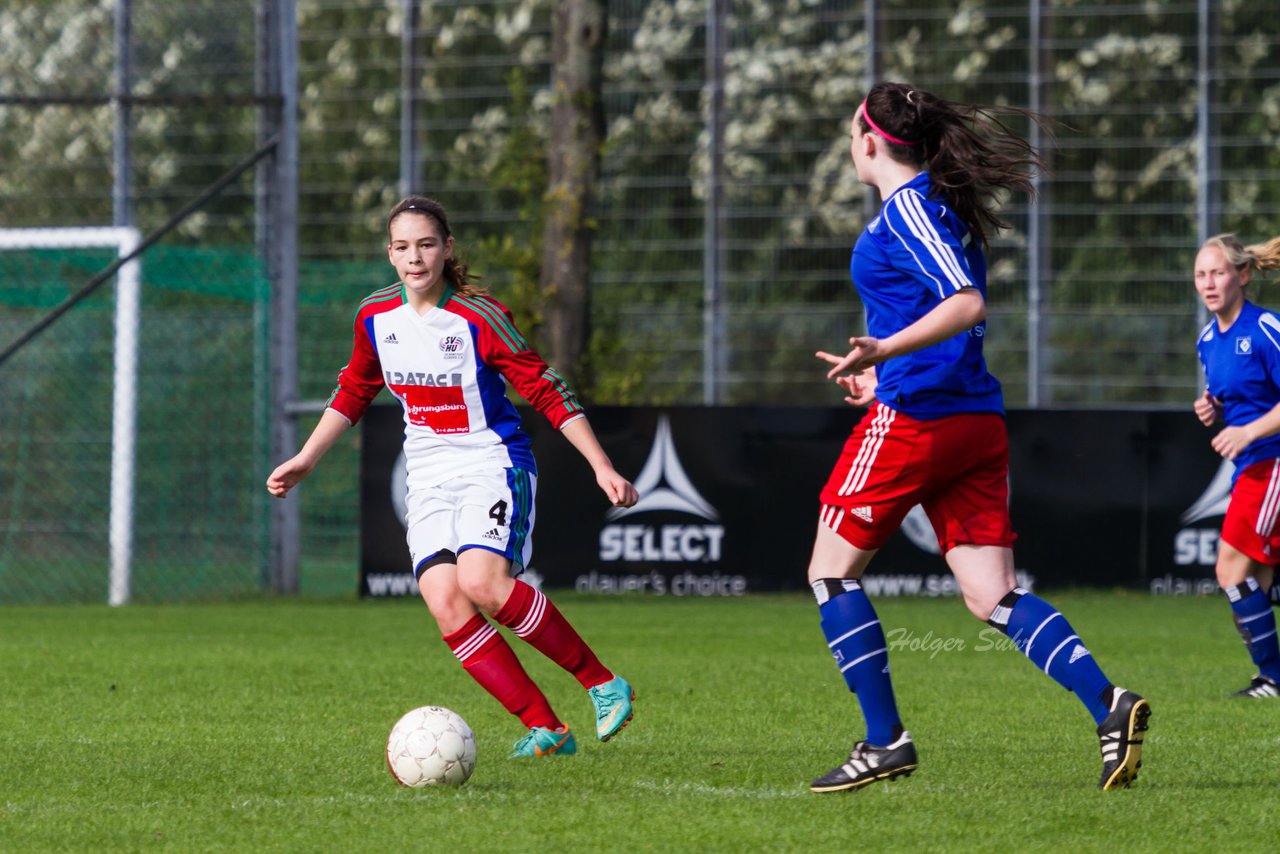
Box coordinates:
[281,0,1280,409]
[0,0,287,602]
[2,0,1278,602]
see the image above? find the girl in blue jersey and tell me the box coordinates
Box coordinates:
[1192,233,1280,698]
[806,82,1149,793]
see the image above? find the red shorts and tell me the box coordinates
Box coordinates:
[1222,459,1280,565]
[819,403,1016,553]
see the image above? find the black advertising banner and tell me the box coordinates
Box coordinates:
[361,403,419,597]
[360,405,1233,598]
[1141,410,1236,595]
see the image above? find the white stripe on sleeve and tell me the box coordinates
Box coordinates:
[883,190,974,298]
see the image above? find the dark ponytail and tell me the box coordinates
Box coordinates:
[859,82,1044,247]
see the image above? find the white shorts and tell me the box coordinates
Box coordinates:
[405,467,536,579]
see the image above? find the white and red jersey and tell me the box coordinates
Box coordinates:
[325,283,584,488]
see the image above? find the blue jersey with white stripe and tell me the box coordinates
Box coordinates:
[1197,300,1280,476]
[852,172,1003,419]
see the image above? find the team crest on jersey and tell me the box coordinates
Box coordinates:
[439,335,467,358]
[1236,336,1252,355]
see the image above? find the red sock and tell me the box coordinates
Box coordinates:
[442,613,559,729]
[494,580,613,689]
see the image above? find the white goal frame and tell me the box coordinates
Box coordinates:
[0,227,142,606]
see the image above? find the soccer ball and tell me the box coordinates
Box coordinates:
[386,705,477,787]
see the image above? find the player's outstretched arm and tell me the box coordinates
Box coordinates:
[559,416,638,508]
[266,409,352,498]
[814,353,877,407]
[819,288,986,376]
[840,366,877,407]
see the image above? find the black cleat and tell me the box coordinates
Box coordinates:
[809,732,918,793]
[1231,674,1280,698]
[1097,688,1151,790]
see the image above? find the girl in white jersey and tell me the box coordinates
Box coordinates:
[268,196,638,758]
[806,82,1148,793]
[1192,233,1280,698]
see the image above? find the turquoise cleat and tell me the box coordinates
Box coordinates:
[508,725,576,758]
[588,675,635,742]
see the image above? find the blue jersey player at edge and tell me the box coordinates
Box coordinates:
[1193,232,1280,698]
[806,82,1150,793]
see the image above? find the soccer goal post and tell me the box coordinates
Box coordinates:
[0,227,142,606]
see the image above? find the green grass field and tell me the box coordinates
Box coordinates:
[2,591,1276,851]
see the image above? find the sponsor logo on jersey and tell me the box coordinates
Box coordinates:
[392,384,470,433]
[384,370,463,387]
[439,335,466,358]
[383,333,398,344]
[597,415,728,567]
[1236,336,1252,355]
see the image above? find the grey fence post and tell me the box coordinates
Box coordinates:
[400,0,421,197]
[260,0,301,595]
[703,0,727,404]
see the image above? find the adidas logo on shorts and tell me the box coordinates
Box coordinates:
[482,527,502,540]
[851,506,874,523]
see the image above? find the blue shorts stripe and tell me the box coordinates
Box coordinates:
[506,467,534,567]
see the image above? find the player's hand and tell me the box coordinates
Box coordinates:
[266,456,314,498]
[1211,425,1254,461]
[1193,389,1222,427]
[834,366,877,407]
[816,336,883,377]
[596,468,638,508]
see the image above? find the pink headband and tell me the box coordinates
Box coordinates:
[859,98,916,146]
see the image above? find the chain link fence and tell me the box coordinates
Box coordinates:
[3,0,1279,602]
[1,1,272,603]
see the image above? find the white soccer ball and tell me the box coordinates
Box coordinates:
[386,705,477,787]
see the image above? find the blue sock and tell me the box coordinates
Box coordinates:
[990,589,1112,724]
[813,579,901,746]
[1227,579,1280,682]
